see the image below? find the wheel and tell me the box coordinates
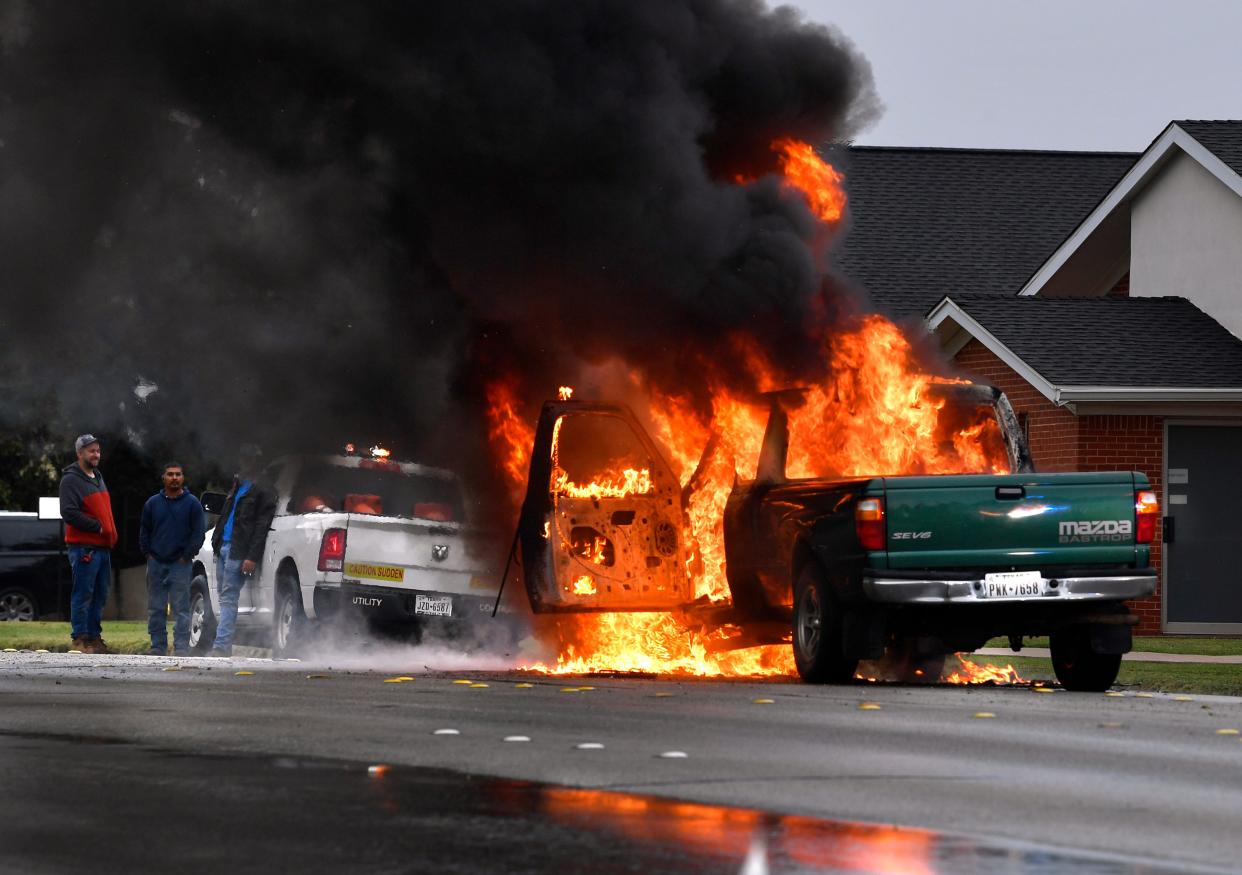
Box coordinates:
[188,576,217,654]
[273,578,308,657]
[792,564,858,683]
[1051,625,1122,692]
[884,639,946,684]
[0,587,38,621]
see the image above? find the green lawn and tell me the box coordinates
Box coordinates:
[959,654,1242,697]
[985,636,1242,656]
[0,620,155,654]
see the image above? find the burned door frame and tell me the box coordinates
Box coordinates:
[1161,418,1242,634]
[517,401,692,613]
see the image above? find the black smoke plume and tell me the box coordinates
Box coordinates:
[0,0,879,498]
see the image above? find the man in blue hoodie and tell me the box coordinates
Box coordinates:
[139,462,207,656]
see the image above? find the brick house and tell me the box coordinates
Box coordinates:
[835,122,1242,635]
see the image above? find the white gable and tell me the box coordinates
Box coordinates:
[1131,150,1242,339]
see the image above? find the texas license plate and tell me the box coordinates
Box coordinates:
[414,594,453,617]
[981,570,1046,598]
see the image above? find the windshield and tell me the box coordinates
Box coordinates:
[291,463,466,522]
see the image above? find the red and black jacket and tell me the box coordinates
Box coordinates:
[59,464,118,548]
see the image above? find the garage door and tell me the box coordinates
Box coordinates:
[1165,423,1242,631]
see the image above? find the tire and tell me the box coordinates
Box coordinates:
[792,564,858,683]
[1051,625,1122,692]
[273,576,308,657]
[188,576,217,654]
[885,639,946,684]
[0,587,38,622]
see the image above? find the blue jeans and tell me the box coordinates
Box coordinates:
[68,546,111,641]
[147,558,192,651]
[214,543,247,650]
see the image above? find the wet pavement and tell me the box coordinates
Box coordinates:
[3,651,1241,873]
[1,729,1219,875]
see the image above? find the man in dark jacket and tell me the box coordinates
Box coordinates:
[209,445,276,657]
[139,462,207,656]
[59,434,118,654]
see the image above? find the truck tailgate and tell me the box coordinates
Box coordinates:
[341,515,495,597]
[881,472,1139,569]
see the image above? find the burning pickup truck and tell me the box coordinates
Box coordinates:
[513,382,1157,691]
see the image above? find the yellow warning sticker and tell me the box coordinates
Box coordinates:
[344,562,405,583]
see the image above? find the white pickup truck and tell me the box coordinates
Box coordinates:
[188,452,504,654]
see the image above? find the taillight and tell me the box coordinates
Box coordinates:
[1135,490,1159,544]
[855,497,886,551]
[318,527,347,572]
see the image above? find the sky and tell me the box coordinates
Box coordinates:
[791,0,1241,152]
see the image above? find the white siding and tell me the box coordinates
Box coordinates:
[1131,150,1242,339]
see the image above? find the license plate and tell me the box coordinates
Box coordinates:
[414,595,453,617]
[981,570,1046,599]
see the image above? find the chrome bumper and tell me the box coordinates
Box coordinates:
[862,572,1157,605]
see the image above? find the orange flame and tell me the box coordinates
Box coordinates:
[558,385,574,401]
[571,575,597,596]
[943,654,1026,685]
[773,137,847,223]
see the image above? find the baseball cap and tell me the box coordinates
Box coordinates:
[74,434,100,453]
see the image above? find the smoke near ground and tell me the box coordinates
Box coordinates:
[0,1,879,495]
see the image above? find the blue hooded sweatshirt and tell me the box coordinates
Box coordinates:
[139,491,207,564]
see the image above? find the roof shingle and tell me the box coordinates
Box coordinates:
[938,293,1242,387]
[831,147,1138,319]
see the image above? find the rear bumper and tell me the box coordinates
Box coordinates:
[317,582,506,622]
[862,569,1156,605]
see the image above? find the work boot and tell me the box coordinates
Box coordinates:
[70,636,92,653]
[90,637,114,655]
[147,647,168,656]
[208,646,232,658]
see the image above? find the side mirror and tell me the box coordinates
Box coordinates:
[201,492,227,515]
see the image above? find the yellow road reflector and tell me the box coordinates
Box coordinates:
[284,658,301,663]
[560,687,581,693]
[396,676,415,682]
[367,764,390,776]
[470,683,489,689]
[503,735,531,743]
[1173,695,1194,702]
[306,674,330,680]
[68,650,83,654]
[452,679,473,685]
[383,678,405,684]
[858,703,882,711]
[235,670,255,676]
[654,692,675,698]
[1136,692,1155,698]
[974,712,996,719]
[1215,728,1240,735]
[575,742,605,750]
[514,683,534,689]
[659,751,688,759]
[1033,688,1054,694]
[34,649,49,653]
[577,685,595,691]
[163,667,181,672]
[2,648,16,652]
[1105,691,1124,697]
[432,728,460,736]
[752,698,775,705]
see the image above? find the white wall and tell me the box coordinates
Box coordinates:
[1131,150,1242,339]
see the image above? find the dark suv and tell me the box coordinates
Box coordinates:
[0,511,68,621]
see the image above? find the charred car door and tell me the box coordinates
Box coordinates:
[519,401,692,612]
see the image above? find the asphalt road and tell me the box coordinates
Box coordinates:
[3,650,1241,874]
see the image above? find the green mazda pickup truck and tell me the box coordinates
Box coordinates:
[517,384,1159,692]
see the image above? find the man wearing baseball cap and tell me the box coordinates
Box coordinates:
[59,434,118,654]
